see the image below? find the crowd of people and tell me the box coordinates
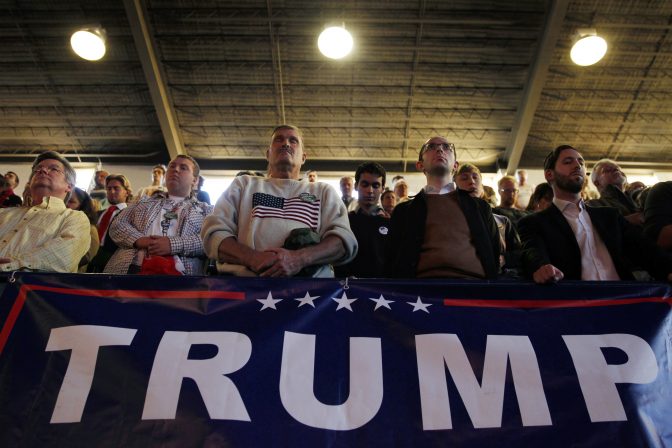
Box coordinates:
[1,124,672,284]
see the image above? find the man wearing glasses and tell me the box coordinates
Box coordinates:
[0,151,90,272]
[493,175,529,227]
[385,136,500,279]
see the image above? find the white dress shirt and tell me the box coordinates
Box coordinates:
[97,202,127,244]
[424,182,456,195]
[553,197,620,280]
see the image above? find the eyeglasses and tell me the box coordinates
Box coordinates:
[499,188,519,194]
[420,142,455,159]
[32,165,65,176]
[423,142,455,152]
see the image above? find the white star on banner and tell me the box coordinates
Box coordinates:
[295,291,319,308]
[407,296,432,313]
[369,294,394,310]
[332,292,357,312]
[258,291,282,311]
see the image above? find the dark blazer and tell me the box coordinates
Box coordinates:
[587,184,639,216]
[1,193,22,207]
[518,203,672,281]
[384,188,501,279]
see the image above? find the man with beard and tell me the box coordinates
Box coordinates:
[493,175,529,226]
[518,145,672,284]
[201,125,357,277]
[385,136,500,279]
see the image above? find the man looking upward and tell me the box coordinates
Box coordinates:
[0,151,90,272]
[202,125,357,277]
[385,136,500,279]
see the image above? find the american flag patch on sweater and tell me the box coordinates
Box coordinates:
[251,192,320,228]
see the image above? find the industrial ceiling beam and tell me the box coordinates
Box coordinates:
[0,152,161,159]
[504,0,569,174]
[123,0,184,160]
[266,0,286,124]
[400,0,426,172]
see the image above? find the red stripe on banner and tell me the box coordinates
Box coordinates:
[0,284,245,355]
[0,285,30,355]
[19,285,246,300]
[443,297,671,308]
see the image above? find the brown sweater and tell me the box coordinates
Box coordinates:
[416,192,486,279]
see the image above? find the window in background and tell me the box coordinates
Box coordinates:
[74,168,95,191]
[320,178,356,199]
[201,176,234,203]
[627,174,658,187]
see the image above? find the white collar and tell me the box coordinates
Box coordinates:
[553,196,584,212]
[424,182,456,195]
[109,202,128,210]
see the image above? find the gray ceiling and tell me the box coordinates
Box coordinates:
[2,0,672,173]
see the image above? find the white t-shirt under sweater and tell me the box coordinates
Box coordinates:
[139,195,187,273]
[201,175,358,277]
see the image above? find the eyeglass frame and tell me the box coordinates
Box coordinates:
[499,188,519,194]
[418,141,457,161]
[32,164,66,176]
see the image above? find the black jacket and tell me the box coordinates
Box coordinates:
[335,210,390,278]
[587,184,639,216]
[384,189,501,279]
[518,203,672,281]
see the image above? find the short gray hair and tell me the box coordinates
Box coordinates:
[271,124,304,147]
[32,151,76,202]
[591,158,618,186]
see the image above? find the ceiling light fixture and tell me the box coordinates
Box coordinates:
[318,25,353,60]
[70,27,107,61]
[570,29,607,66]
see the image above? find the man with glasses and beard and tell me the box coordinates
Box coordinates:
[518,145,672,284]
[0,151,90,272]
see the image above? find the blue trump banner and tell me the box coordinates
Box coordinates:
[0,273,671,447]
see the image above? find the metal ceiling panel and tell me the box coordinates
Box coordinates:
[1,0,670,172]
